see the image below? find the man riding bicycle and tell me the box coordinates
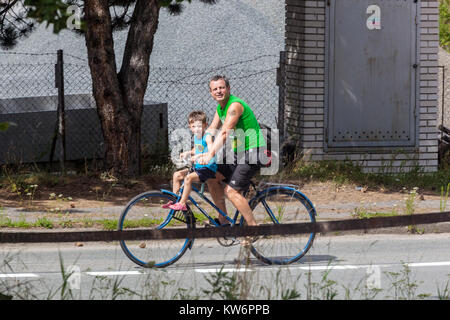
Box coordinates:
[194,75,269,227]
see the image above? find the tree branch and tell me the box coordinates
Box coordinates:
[0,0,19,16]
[118,0,160,109]
[84,0,123,117]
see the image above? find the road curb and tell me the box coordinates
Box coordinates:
[319,222,450,236]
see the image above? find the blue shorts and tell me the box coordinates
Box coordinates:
[193,166,217,183]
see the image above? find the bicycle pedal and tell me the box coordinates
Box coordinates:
[216,236,238,247]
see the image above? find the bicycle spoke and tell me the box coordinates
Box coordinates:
[249,187,316,265]
[118,191,194,268]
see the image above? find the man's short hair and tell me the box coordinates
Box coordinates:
[209,75,230,88]
[188,110,207,124]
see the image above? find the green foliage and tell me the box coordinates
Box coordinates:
[440,0,450,50]
[0,122,16,132]
[16,0,217,35]
[159,0,217,16]
[35,217,54,229]
[285,159,450,193]
[0,122,10,132]
[202,266,240,300]
[24,0,75,33]
[441,182,450,212]
[0,292,13,300]
[385,263,430,300]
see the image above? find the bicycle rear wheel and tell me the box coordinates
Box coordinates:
[246,186,316,265]
[118,191,195,268]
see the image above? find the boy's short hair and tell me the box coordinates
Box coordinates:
[188,110,207,124]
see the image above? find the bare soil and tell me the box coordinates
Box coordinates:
[0,174,167,210]
[0,174,443,214]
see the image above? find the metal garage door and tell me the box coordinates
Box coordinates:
[326,0,419,148]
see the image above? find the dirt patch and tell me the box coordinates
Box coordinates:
[0,174,171,211]
[0,174,443,213]
[301,182,435,206]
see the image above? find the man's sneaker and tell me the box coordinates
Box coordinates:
[161,201,174,209]
[214,218,231,227]
[169,202,187,211]
[240,236,261,247]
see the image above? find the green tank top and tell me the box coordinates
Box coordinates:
[216,95,266,151]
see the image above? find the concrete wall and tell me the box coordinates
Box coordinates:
[0,96,168,164]
[284,0,439,173]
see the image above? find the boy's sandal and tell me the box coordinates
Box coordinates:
[169,202,187,211]
[161,201,174,209]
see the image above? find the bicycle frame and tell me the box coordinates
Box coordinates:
[119,178,318,267]
[159,181,316,230]
[159,184,238,227]
[253,186,317,217]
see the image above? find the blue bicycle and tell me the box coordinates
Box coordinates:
[118,179,317,268]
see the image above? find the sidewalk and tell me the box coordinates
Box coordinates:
[1,193,449,234]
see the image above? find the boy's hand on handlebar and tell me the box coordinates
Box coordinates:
[193,152,213,165]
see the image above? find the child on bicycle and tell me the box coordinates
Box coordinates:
[163,110,217,211]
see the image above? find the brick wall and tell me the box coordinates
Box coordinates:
[284,0,439,173]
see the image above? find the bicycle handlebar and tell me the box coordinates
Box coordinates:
[174,155,194,169]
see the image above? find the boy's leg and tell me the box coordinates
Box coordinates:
[172,168,189,194]
[178,171,200,204]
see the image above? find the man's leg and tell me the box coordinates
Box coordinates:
[224,164,260,226]
[224,185,257,226]
[206,172,228,224]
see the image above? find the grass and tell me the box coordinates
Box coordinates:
[0,158,449,230]
[2,157,449,195]
[352,208,398,220]
[441,183,450,212]
[0,216,54,229]
[350,186,429,234]
[351,187,419,220]
[0,216,196,230]
[279,159,450,192]
[0,251,448,300]
[440,0,450,51]
[0,216,157,230]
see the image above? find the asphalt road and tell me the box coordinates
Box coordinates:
[1,233,449,300]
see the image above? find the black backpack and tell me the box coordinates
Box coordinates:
[258,123,278,167]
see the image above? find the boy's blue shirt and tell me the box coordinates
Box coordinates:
[194,132,217,172]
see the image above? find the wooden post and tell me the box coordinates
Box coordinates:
[277,51,286,143]
[50,49,66,173]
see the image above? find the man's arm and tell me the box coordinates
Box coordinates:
[204,134,214,154]
[195,103,243,164]
[206,111,222,135]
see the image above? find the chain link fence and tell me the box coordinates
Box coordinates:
[147,59,279,133]
[0,51,280,166]
[0,53,57,165]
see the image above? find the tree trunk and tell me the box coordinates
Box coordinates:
[84,0,160,178]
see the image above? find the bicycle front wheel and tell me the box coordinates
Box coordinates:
[246,186,316,265]
[118,191,195,268]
